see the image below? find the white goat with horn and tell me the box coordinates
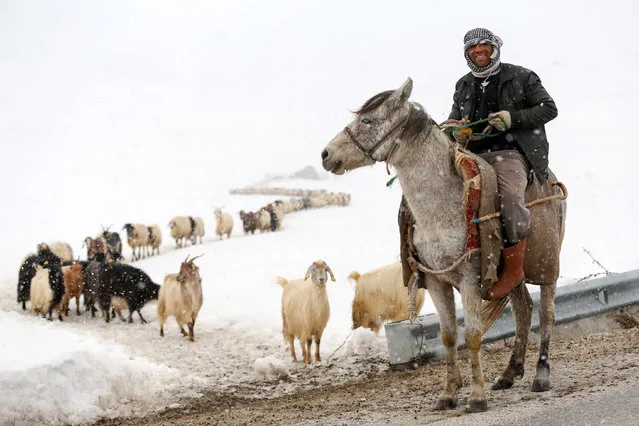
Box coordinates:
[158,254,204,342]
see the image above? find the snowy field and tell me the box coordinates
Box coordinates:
[0,170,420,425]
[1,0,638,425]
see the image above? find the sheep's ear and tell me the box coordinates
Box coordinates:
[327,266,336,282]
[304,264,314,281]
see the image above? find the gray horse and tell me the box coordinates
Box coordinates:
[321,78,566,412]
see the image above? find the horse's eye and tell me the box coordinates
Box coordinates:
[361,118,372,124]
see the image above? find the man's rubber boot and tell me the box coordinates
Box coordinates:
[488,237,527,299]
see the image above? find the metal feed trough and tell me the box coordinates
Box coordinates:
[385,269,639,366]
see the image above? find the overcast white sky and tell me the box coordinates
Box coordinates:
[0,0,637,277]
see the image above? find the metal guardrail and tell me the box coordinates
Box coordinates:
[385,269,639,366]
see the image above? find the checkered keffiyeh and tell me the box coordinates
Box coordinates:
[463,28,503,78]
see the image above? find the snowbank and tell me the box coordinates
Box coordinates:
[0,311,179,426]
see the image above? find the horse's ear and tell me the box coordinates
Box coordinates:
[388,77,413,105]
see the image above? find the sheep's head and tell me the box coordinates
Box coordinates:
[178,254,204,284]
[214,209,222,219]
[88,238,108,261]
[304,260,336,285]
[122,223,134,237]
[37,242,50,253]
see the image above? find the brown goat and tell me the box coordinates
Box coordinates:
[62,263,84,316]
[239,210,257,235]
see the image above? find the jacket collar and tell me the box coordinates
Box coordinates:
[460,63,515,86]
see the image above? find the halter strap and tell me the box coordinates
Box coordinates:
[343,107,413,162]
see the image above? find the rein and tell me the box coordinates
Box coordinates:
[440,116,508,140]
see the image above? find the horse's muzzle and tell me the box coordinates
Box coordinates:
[321,149,343,174]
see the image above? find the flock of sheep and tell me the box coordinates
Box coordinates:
[15,188,427,361]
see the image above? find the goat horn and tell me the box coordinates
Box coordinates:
[327,265,336,282]
[184,254,190,264]
[189,254,205,263]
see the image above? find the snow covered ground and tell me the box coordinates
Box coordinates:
[1,0,638,424]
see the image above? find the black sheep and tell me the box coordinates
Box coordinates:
[101,230,123,262]
[269,210,278,232]
[17,254,38,310]
[83,259,110,316]
[97,263,160,324]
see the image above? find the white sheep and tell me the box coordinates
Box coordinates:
[191,217,205,245]
[266,204,284,231]
[169,216,193,248]
[276,260,335,364]
[256,209,271,233]
[30,265,52,316]
[158,255,203,342]
[348,261,426,333]
[122,223,150,261]
[214,209,234,240]
[48,242,73,263]
[147,224,162,256]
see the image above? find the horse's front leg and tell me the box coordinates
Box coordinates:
[461,274,488,412]
[532,283,556,392]
[428,279,462,410]
[492,283,533,390]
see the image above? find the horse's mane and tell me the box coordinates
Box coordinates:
[354,90,436,142]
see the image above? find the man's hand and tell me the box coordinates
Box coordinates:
[452,128,472,145]
[488,111,512,131]
[440,119,472,145]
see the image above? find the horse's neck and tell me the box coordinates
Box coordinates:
[393,129,465,231]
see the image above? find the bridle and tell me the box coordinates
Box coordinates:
[343,107,413,165]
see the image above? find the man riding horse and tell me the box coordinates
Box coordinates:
[400,27,558,300]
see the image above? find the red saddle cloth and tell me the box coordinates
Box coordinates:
[450,149,481,251]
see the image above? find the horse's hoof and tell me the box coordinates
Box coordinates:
[492,377,514,390]
[465,399,488,413]
[531,378,550,392]
[434,396,457,410]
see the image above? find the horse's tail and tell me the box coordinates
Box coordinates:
[481,296,510,336]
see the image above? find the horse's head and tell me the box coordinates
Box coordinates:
[321,78,413,175]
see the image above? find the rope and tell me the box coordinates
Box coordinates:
[326,328,354,362]
[414,323,427,363]
[471,181,568,224]
[409,248,480,276]
[406,271,419,321]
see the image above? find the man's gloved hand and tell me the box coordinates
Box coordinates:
[440,119,472,145]
[452,128,472,145]
[488,111,512,131]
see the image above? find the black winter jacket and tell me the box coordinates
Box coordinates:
[448,63,558,183]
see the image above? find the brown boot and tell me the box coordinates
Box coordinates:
[488,237,527,299]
